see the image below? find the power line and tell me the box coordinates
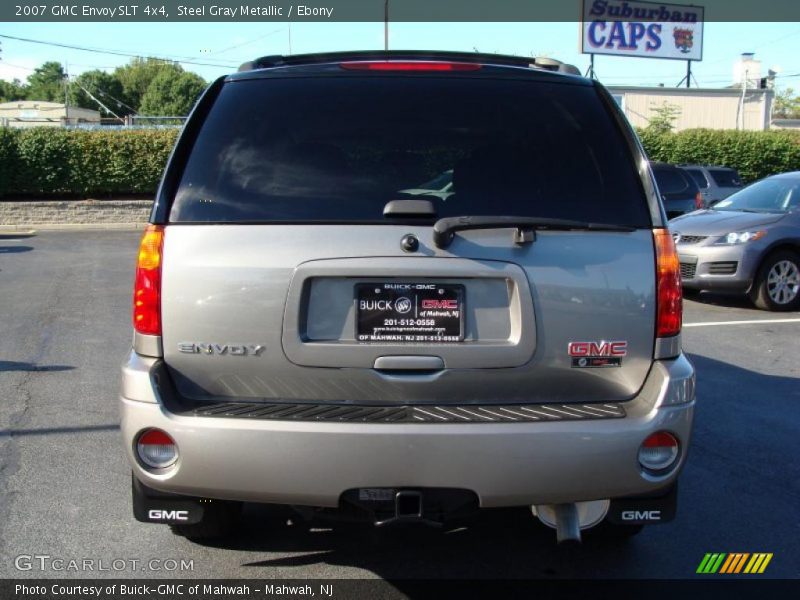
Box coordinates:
[702,28,800,66]
[210,27,286,56]
[62,62,119,70]
[71,78,120,119]
[0,61,36,72]
[0,33,237,69]
[91,86,137,113]
[71,74,137,114]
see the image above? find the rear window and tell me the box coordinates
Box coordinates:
[708,168,742,188]
[170,76,649,226]
[653,166,692,194]
[684,168,709,189]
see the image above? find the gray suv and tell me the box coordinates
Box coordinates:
[680,165,743,205]
[120,51,695,543]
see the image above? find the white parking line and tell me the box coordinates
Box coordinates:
[684,318,800,327]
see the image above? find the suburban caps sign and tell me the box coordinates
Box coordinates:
[581,0,704,61]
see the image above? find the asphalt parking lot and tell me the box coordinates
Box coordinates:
[0,230,798,580]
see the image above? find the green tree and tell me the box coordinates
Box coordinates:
[139,70,207,117]
[113,57,184,112]
[773,87,800,119]
[26,61,67,102]
[0,79,28,102]
[69,70,130,116]
[647,101,682,135]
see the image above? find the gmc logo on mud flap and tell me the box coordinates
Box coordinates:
[568,341,628,357]
[148,509,189,521]
[421,299,458,309]
[621,510,661,521]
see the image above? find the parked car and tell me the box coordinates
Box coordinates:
[670,172,800,310]
[651,162,705,219]
[680,165,744,205]
[121,51,695,544]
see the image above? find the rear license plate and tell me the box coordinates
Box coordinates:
[356,283,464,343]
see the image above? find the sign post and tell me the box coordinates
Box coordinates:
[585,53,597,79]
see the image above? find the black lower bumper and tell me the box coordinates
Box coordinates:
[606,484,678,526]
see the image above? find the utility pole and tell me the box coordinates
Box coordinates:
[384,0,389,51]
[64,62,69,126]
[736,71,749,130]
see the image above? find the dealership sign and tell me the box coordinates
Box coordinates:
[581,0,704,61]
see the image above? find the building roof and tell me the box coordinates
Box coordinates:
[0,101,100,117]
[607,85,772,96]
[0,100,70,110]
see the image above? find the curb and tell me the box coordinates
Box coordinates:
[0,223,146,231]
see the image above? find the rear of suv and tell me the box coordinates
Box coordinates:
[121,51,695,543]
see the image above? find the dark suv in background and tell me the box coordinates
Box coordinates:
[121,51,695,544]
[681,165,743,205]
[651,162,704,219]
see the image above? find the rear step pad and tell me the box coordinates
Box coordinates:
[185,402,626,423]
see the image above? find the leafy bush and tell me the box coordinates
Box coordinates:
[0,127,180,197]
[637,128,800,183]
[1,126,799,198]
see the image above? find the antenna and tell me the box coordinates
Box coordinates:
[384,0,389,51]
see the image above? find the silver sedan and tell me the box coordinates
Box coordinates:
[669,172,800,311]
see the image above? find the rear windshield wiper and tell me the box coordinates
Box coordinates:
[432,216,636,248]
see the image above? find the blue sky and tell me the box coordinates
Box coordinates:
[2,21,800,89]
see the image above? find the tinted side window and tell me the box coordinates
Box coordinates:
[708,169,742,187]
[715,179,799,212]
[684,168,709,189]
[653,167,690,194]
[170,76,650,226]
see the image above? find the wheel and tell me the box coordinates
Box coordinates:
[170,500,242,540]
[750,251,800,311]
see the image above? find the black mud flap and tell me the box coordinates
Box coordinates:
[606,483,678,526]
[131,476,205,525]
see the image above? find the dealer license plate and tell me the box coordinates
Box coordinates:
[356,283,464,343]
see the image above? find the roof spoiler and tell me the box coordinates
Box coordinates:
[238,50,581,76]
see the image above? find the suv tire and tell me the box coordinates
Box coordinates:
[750,250,800,311]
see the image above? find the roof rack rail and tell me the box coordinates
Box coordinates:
[238,50,581,76]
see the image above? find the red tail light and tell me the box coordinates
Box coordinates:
[136,428,178,468]
[340,61,481,72]
[654,229,682,338]
[642,431,679,448]
[639,431,679,471]
[694,192,704,210]
[133,225,164,336]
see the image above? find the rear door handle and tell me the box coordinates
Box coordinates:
[373,356,444,371]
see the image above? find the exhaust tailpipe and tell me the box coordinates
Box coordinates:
[553,503,581,544]
[532,500,610,544]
